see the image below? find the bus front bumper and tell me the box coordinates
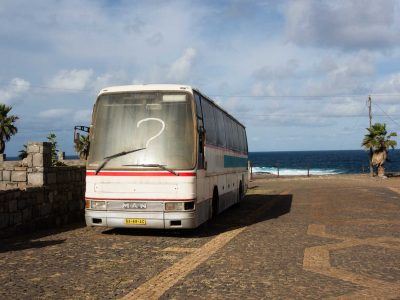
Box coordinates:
[85,210,197,229]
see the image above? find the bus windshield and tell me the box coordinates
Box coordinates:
[88,92,195,170]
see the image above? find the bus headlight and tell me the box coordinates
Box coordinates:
[91,200,106,210]
[165,202,184,211]
[165,202,195,211]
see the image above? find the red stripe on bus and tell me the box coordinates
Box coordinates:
[86,171,196,177]
[86,197,195,201]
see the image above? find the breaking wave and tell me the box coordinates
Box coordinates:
[252,167,344,176]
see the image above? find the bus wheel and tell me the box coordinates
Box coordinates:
[238,181,243,203]
[212,188,219,219]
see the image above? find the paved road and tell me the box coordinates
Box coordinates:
[1,175,400,299]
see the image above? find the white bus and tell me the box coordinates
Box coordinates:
[83,84,248,229]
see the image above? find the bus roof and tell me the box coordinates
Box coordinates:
[98,84,193,95]
[98,84,245,128]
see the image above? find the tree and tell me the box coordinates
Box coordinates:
[362,123,397,177]
[47,132,59,166]
[0,104,19,154]
[74,134,90,160]
[18,144,27,160]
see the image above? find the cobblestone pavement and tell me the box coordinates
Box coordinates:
[1,175,400,299]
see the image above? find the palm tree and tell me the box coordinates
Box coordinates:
[362,123,397,177]
[74,134,90,160]
[0,104,19,154]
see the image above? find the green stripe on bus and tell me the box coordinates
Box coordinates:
[224,155,248,168]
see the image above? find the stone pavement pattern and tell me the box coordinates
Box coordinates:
[0,175,399,299]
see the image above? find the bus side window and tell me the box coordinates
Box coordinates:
[194,93,203,119]
[243,128,248,153]
[215,109,226,147]
[232,122,239,151]
[230,120,238,151]
[239,126,245,153]
[238,124,244,152]
[223,114,232,150]
[202,98,217,145]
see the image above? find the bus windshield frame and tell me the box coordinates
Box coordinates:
[87,91,197,171]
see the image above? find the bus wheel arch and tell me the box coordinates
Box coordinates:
[239,180,243,202]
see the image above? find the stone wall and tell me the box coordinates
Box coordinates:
[0,161,27,190]
[0,142,86,238]
[0,142,85,189]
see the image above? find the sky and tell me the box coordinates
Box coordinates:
[1,0,400,155]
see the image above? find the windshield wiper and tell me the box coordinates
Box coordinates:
[95,147,146,175]
[122,163,180,176]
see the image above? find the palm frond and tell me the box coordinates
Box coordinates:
[0,104,18,153]
[362,122,397,153]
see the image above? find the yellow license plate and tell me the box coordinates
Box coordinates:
[125,218,146,225]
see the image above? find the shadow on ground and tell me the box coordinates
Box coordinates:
[103,193,292,238]
[0,223,84,253]
[0,193,292,251]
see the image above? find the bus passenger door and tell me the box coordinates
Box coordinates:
[194,92,208,219]
[194,93,205,170]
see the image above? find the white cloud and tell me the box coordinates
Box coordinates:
[321,98,365,117]
[386,105,398,114]
[48,69,93,90]
[216,37,380,102]
[73,109,92,123]
[375,73,400,93]
[131,79,145,85]
[0,78,30,104]
[246,54,304,99]
[284,0,400,50]
[249,113,332,128]
[167,48,197,82]
[91,71,128,93]
[319,52,375,77]
[2,0,400,153]
[251,82,278,97]
[39,108,72,119]
[305,52,376,96]
[370,73,400,104]
[222,97,253,117]
[252,59,299,80]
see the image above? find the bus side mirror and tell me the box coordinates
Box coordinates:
[74,125,90,143]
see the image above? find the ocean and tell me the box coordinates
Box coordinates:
[248,150,400,176]
[8,151,400,176]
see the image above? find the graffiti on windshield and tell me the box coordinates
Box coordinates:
[137,118,166,148]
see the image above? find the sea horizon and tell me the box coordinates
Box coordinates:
[249,149,400,176]
[6,148,388,157]
[6,149,400,177]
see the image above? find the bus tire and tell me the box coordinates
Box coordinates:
[239,181,243,202]
[212,188,219,219]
